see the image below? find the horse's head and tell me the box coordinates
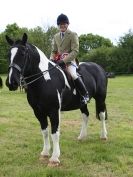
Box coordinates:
[5,33,29,91]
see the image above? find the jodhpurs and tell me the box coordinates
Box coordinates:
[67,61,78,80]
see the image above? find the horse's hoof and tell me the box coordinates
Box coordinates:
[77,136,87,141]
[48,161,60,167]
[39,155,49,162]
[100,137,108,141]
[77,137,83,141]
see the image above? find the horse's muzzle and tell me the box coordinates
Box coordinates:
[6,78,19,91]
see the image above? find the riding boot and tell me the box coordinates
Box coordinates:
[74,77,90,105]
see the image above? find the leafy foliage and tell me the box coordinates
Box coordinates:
[79,33,113,57]
[79,30,133,73]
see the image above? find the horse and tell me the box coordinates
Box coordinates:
[0,76,3,88]
[5,33,108,167]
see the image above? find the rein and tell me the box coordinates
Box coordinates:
[21,65,57,87]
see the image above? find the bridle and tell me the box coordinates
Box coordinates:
[8,46,57,87]
[9,63,22,73]
[9,45,29,75]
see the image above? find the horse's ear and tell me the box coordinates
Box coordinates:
[5,35,14,46]
[22,33,28,45]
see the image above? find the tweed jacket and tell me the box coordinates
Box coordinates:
[50,29,79,63]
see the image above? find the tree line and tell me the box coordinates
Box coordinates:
[0,23,133,74]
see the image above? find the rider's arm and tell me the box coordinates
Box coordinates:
[63,32,79,63]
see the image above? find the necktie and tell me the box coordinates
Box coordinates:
[61,32,64,39]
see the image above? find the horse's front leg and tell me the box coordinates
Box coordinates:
[32,107,51,158]
[41,127,51,157]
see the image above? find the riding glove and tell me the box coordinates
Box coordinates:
[57,60,66,69]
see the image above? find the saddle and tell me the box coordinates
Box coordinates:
[52,53,84,93]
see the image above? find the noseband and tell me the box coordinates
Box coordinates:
[9,63,22,73]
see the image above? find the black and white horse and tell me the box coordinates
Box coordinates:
[5,33,108,166]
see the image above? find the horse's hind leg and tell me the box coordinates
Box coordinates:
[99,111,107,140]
[78,105,89,140]
[95,98,107,140]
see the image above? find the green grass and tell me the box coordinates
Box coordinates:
[0,75,133,177]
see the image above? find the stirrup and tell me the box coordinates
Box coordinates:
[80,95,90,105]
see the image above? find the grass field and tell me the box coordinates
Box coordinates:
[0,75,133,177]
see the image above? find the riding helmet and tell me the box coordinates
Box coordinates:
[57,14,69,25]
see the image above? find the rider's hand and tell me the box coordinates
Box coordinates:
[51,59,57,64]
[57,60,66,69]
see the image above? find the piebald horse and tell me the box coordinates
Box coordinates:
[5,33,108,166]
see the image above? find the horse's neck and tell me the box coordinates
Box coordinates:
[34,46,49,64]
[33,46,51,81]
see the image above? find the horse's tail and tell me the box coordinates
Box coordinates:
[0,77,3,88]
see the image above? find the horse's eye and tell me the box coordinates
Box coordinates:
[21,52,25,56]
[19,51,25,56]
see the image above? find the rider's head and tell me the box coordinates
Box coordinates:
[57,14,69,32]
[57,14,69,25]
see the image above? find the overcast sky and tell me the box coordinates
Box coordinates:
[0,0,133,44]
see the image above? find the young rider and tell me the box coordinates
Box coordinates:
[50,13,89,104]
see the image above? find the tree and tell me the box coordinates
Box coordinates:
[44,26,58,57]
[79,33,113,57]
[0,23,28,73]
[0,32,10,73]
[118,29,133,49]
[117,30,133,72]
[5,23,28,39]
[28,26,58,58]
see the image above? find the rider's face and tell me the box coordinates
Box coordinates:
[58,23,69,32]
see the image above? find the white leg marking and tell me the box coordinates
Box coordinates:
[99,112,107,139]
[41,128,51,156]
[78,113,88,140]
[49,131,60,163]
[49,90,61,163]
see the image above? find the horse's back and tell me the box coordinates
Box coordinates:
[78,62,107,97]
[79,62,106,80]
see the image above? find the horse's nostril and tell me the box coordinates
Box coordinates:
[13,80,16,85]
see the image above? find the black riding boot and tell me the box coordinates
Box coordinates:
[74,77,89,105]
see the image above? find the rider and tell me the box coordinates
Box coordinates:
[50,13,89,104]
